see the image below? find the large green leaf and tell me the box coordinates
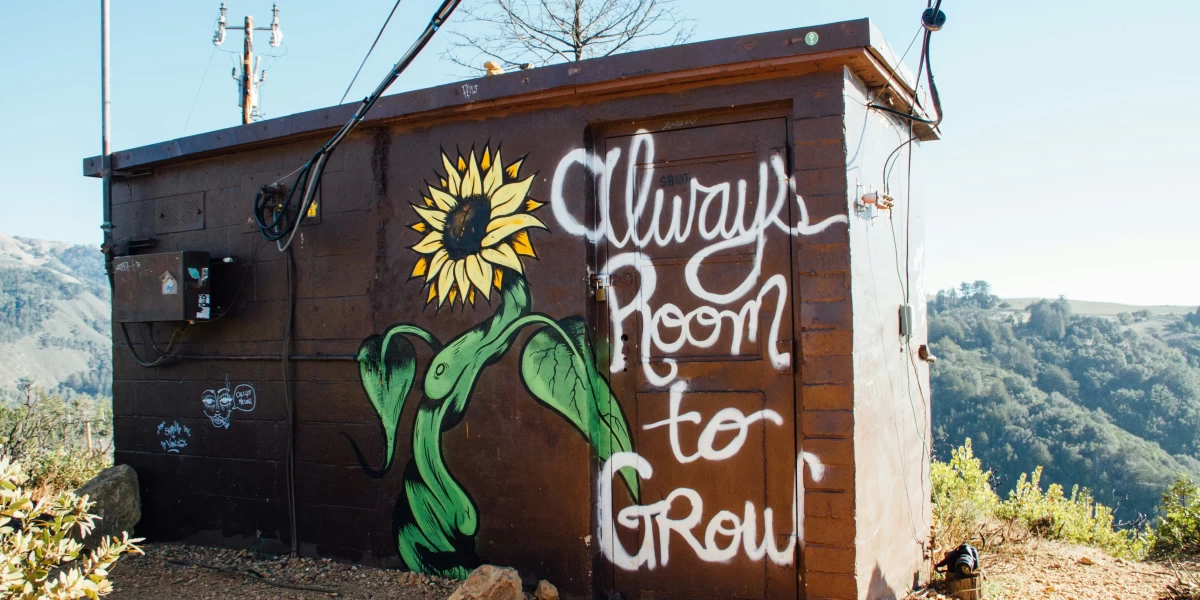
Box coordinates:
[357,327,419,469]
[520,316,639,499]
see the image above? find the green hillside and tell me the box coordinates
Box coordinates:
[930,282,1200,521]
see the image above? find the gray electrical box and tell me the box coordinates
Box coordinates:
[112,251,213,323]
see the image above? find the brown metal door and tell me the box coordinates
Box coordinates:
[595,117,799,600]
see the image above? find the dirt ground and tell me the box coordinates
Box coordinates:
[911,540,1196,600]
[107,544,459,600]
[109,541,1194,600]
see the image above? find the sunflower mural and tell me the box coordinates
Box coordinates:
[409,147,547,308]
[355,144,638,579]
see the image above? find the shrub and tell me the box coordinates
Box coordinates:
[0,383,111,497]
[931,439,999,550]
[995,466,1148,559]
[1151,477,1200,558]
[0,452,142,598]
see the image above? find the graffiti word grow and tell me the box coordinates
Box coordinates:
[597,450,824,570]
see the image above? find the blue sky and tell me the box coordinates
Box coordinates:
[1,1,1197,305]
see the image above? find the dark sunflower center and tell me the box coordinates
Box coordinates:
[443,194,491,260]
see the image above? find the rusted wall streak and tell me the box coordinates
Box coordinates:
[102,21,930,600]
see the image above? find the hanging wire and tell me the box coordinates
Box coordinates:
[182,46,219,137]
[340,0,405,105]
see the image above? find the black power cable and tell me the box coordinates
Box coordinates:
[869,1,945,129]
[254,0,462,251]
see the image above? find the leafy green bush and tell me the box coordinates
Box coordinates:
[932,440,1149,559]
[1151,477,1200,558]
[931,439,998,550]
[0,452,142,598]
[996,466,1148,559]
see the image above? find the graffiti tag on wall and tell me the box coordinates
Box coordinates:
[158,420,191,452]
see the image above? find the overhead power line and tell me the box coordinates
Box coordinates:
[340,0,405,105]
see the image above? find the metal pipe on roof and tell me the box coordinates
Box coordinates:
[101,0,114,285]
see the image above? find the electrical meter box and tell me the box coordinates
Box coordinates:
[112,251,212,323]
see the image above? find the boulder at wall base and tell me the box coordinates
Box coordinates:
[75,464,141,547]
[449,565,524,600]
[535,579,559,600]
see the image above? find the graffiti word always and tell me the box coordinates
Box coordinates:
[158,420,191,452]
[202,377,256,429]
[598,450,824,570]
[550,131,847,386]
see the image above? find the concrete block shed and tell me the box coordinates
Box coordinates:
[85,18,934,600]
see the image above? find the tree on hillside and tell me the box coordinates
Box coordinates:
[442,0,694,74]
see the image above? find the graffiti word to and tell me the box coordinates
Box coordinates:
[202,377,256,429]
[158,420,191,452]
[550,131,848,387]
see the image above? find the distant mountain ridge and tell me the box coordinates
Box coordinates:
[0,233,111,399]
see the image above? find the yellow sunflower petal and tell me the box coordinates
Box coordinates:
[453,259,470,301]
[448,288,458,304]
[412,205,447,231]
[493,267,504,291]
[411,257,428,278]
[437,262,456,305]
[442,153,461,196]
[457,155,467,172]
[489,176,535,218]
[505,159,523,179]
[427,249,450,281]
[511,231,536,258]
[466,255,493,301]
[463,150,482,197]
[482,213,548,248]
[483,148,504,195]
[429,186,458,212]
[468,289,476,305]
[424,197,434,207]
[481,243,523,274]
[412,231,443,254]
[411,222,427,233]
[427,284,437,304]
[481,147,491,172]
[525,198,544,212]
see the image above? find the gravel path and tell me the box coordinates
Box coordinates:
[108,544,460,600]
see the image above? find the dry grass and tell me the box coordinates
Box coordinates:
[910,540,1181,600]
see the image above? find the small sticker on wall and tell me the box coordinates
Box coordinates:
[197,294,211,319]
[160,271,178,295]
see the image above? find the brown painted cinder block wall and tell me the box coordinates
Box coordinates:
[90,19,933,600]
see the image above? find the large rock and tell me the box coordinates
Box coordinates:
[535,580,559,600]
[76,464,141,545]
[449,565,523,600]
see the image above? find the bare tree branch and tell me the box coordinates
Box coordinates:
[441,0,694,77]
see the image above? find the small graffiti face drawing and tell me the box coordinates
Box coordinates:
[202,378,257,428]
[203,388,235,428]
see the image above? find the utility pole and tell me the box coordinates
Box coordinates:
[242,15,253,125]
[100,0,113,279]
[213,3,282,125]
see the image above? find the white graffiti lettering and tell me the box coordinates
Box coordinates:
[550,131,847,387]
[598,450,824,569]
